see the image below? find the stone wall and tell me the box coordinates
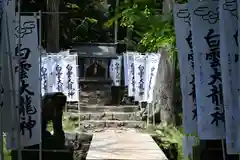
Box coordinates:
[79,83,112,106]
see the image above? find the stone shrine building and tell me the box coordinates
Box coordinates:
[70,43,118,106]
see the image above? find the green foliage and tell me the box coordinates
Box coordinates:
[59,0,114,46]
[3,136,11,160]
[155,123,183,160]
[105,0,176,54]
[22,0,114,47]
[106,0,184,117]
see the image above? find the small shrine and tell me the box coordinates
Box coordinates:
[70,43,118,106]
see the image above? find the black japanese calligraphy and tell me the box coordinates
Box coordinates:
[186,30,197,120]
[188,75,196,101]
[186,32,194,69]
[66,64,76,97]
[233,31,238,46]
[233,31,239,62]
[115,62,120,84]
[223,0,237,18]
[208,67,221,85]
[138,65,145,96]
[194,6,219,24]
[6,0,12,5]
[56,65,63,92]
[206,84,223,106]
[16,44,37,138]
[176,9,190,25]
[20,116,36,138]
[192,109,197,120]
[147,67,155,98]
[211,110,225,126]
[204,29,224,126]
[15,21,36,38]
[130,63,135,93]
[41,67,48,93]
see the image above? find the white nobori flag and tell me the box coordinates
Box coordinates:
[191,1,225,139]
[41,53,79,102]
[220,0,240,153]
[127,52,138,97]
[62,54,79,101]
[41,56,51,95]
[51,55,66,93]
[143,53,161,103]
[174,3,197,134]
[134,54,146,102]
[123,53,128,86]
[7,15,41,148]
[110,56,122,86]
[109,58,114,81]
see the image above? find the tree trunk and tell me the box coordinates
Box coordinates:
[159,50,176,125]
[46,0,60,53]
[157,0,176,125]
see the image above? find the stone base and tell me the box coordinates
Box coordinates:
[65,133,92,160]
[79,83,111,106]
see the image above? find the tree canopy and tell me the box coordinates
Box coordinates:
[21,0,181,53]
[21,0,115,48]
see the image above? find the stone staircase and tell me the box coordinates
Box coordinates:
[64,105,145,133]
[63,105,169,160]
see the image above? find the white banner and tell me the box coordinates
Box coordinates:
[123,53,128,86]
[110,56,122,86]
[51,55,66,93]
[109,58,114,81]
[143,53,161,103]
[41,54,79,102]
[7,16,41,148]
[191,1,225,139]
[41,56,50,95]
[174,3,197,134]
[220,0,240,153]
[134,55,146,102]
[127,52,136,97]
[182,136,197,159]
[62,54,79,101]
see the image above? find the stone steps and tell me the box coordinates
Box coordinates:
[79,120,145,130]
[63,119,145,133]
[64,112,142,121]
[63,105,143,133]
[67,105,140,113]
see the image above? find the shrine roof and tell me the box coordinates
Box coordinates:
[70,43,118,59]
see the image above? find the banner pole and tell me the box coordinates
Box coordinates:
[16,0,22,159]
[146,103,150,128]
[0,111,4,160]
[38,10,43,160]
[152,103,155,126]
[0,18,4,160]
[221,140,226,160]
[114,0,119,44]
